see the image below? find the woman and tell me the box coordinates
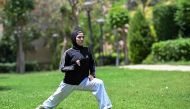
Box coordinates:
[36,28,112,109]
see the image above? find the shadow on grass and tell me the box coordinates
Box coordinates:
[0,86,12,91]
[0,76,9,79]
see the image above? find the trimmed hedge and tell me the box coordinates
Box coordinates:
[0,36,17,63]
[25,61,40,72]
[0,61,40,73]
[95,53,124,65]
[152,38,190,61]
[0,63,16,73]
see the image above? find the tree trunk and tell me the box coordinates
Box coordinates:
[116,40,120,66]
[72,4,78,27]
[99,24,104,66]
[87,10,94,55]
[16,26,25,73]
[114,30,120,66]
[61,34,68,55]
[68,0,79,27]
[122,29,129,65]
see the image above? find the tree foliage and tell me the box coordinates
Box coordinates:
[108,7,129,29]
[175,0,190,37]
[4,0,34,26]
[3,0,35,73]
[128,10,154,64]
[153,4,179,41]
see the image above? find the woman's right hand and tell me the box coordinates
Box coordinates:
[76,60,80,66]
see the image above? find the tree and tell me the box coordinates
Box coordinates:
[175,0,190,37]
[27,0,66,70]
[153,4,179,41]
[60,5,72,55]
[68,0,79,27]
[60,0,80,54]
[108,7,130,65]
[128,10,154,63]
[126,0,161,11]
[4,0,34,73]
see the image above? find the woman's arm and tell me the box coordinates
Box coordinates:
[59,51,77,72]
[88,48,96,77]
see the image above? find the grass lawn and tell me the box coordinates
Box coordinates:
[0,67,190,109]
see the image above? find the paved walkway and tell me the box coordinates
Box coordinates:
[120,65,190,72]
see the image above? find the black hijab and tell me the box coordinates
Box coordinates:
[71,28,84,49]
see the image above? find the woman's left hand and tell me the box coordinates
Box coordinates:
[88,75,94,81]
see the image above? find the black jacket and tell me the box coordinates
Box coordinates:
[59,46,96,85]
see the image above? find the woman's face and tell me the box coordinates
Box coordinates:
[76,32,84,46]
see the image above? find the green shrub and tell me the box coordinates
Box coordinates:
[152,38,190,62]
[95,53,124,65]
[175,0,190,37]
[142,53,155,64]
[25,61,40,72]
[0,63,16,73]
[0,61,40,73]
[0,36,16,63]
[153,4,179,41]
[128,10,154,64]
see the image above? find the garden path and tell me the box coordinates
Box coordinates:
[120,65,190,72]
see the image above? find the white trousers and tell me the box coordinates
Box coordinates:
[42,77,112,109]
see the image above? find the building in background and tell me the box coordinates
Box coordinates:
[26,37,52,69]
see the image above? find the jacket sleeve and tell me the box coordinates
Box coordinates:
[59,51,77,72]
[88,48,96,77]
